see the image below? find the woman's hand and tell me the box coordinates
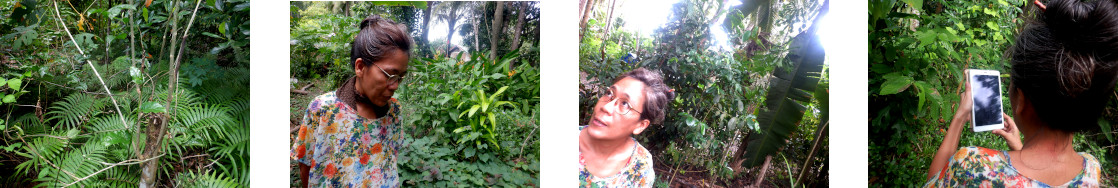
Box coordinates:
[992,113,1023,151]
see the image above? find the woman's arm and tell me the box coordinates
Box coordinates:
[928,73,972,180]
[927,113,967,180]
[299,163,310,188]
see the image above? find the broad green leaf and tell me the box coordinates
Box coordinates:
[2,95,14,103]
[901,0,922,10]
[453,126,469,133]
[130,66,142,85]
[917,30,937,45]
[0,78,6,88]
[983,7,998,16]
[140,101,167,113]
[202,32,225,39]
[219,22,228,36]
[1100,118,1115,142]
[986,21,999,31]
[7,78,21,89]
[467,105,480,118]
[489,86,509,102]
[913,81,932,110]
[488,113,497,130]
[879,74,914,95]
[108,4,137,18]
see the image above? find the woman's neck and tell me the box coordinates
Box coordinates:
[579,130,635,158]
[1020,126,1076,154]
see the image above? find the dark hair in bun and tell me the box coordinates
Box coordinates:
[1009,0,1118,133]
[351,15,414,68]
[613,68,676,125]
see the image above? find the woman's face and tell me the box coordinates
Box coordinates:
[586,77,651,141]
[354,49,409,106]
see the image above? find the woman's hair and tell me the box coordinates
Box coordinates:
[351,15,414,68]
[1009,0,1118,132]
[613,68,675,125]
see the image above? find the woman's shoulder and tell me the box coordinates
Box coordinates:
[949,146,1005,163]
[307,91,342,111]
[1077,152,1103,184]
[631,142,655,176]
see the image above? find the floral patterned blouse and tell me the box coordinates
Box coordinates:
[924,146,1101,188]
[292,91,403,187]
[578,126,656,188]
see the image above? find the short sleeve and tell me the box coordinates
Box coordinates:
[292,99,320,165]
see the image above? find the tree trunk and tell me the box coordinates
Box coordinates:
[446,3,461,57]
[489,2,505,58]
[598,0,617,62]
[473,4,481,51]
[507,2,528,69]
[751,156,772,188]
[420,1,434,57]
[579,0,596,41]
[795,121,827,187]
[510,2,527,52]
[141,0,202,186]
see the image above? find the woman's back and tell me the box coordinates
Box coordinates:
[924,146,1100,187]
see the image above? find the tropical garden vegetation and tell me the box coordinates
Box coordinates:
[868,0,1116,186]
[289,1,540,187]
[579,0,829,187]
[0,0,250,187]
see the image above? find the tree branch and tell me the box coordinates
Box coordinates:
[63,153,166,187]
[51,0,129,129]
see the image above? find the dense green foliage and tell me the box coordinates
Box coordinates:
[0,0,250,187]
[289,2,540,187]
[579,0,828,186]
[868,0,1116,186]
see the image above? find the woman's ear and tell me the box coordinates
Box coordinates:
[1011,88,1025,117]
[633,119,650,135]
[354,58,366,76]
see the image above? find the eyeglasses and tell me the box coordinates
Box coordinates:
[371,63,403,84]
[599,87,642,115]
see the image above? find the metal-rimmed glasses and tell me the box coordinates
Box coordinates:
[599,86,642,115]
[371,63,403,84]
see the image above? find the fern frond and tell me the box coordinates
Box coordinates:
[156,88,203,113]
[168,104,234,148]
[44,93,107,129]
[174,170,242,188]
[13,113,47,135]
[210,125,249,186]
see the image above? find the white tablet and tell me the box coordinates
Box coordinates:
[969,69,1005,132]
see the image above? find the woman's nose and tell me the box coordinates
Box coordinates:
[599,99,617,115]
[387,81,400,90]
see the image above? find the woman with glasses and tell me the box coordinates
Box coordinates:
[579,68,674,188]
[292,15,412,187]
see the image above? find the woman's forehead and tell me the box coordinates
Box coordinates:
[613,77,647,101]
[376,50,410,70]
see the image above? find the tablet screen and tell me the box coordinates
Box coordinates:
[972,74,1003,126]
